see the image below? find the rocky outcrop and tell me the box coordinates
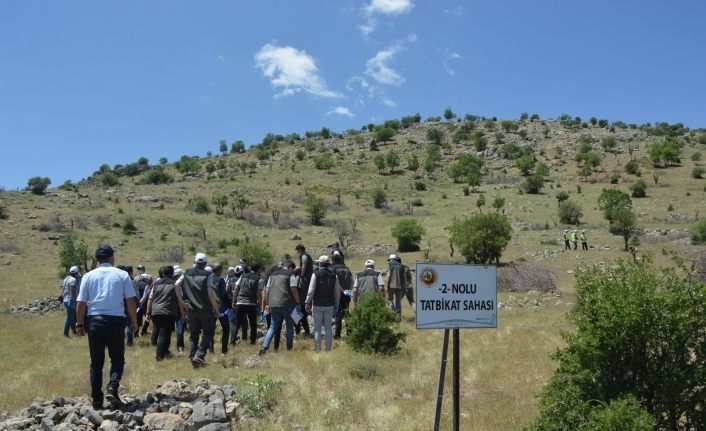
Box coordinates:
[11,296,63,315]
[0,379,249,431]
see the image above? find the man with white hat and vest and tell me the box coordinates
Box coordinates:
[352,259,384,308]
[175,252,221,367]
[305,255,343,352]
[384,254,407,317]
[62,266,81,337]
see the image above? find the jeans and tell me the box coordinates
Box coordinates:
[334,296,350,338]
[176,318,185,349]
[265,313,281,350]
[188,312,215,360]
[388,289,405,316]
[151,315,176,359]
[125,319,134,345]
[233,304,258,345]
[87,315,126,403]
[312,306,334,352]
[262,307,295,351]
[63,300,76,336]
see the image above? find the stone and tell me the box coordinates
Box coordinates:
[80,406,104,426]
[0,418,34,430]
[244,355,264,368]
[98,419,120,431]
[143,413,185,431]
[291,233,302,241]
[183,399,227,431]
[40,417,54,431]
[198,423,232,431]
[132,409,144,425]
[155,381,197,402]
[101,410,120,421]
[46,408,63,423]
[224,402,239,419]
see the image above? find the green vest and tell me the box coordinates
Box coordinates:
[267,268,293,308]
[313,268,337,307]
[356,269,380,301]
[580,233,587,242]
[236,272,260,306]
[150,278,178,317]
[387,262,406,290]
[182,268,211,313]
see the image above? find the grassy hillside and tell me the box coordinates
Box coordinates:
[0,114,704,429]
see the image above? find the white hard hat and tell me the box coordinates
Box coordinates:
[194,252,208,263]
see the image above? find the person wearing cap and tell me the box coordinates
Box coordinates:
[76,245,138,409]
[294,244,313,338]
[260,263,301,355]
[175,252,221,366]
[563,230,571,250]
[145,266,185,360]
[134,273,153,337]
[136,264,145,276]
[232,263,263,346]
[329,242,345,265]
[210,263,231,356]
[330,252,352,339]
[61,266,81,337]
[172,265,187,353]
[580,230,588,251]
[571,230,578,250]
[384,254,408,317]
[353,260,384,308]
[305,256,343,352]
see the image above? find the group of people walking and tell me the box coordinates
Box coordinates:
[563,229,589,251]
[62,243,414,409]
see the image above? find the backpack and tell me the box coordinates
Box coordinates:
[332,264,353,291]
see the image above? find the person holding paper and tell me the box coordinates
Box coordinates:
[305,256,342,352]
[259,264,302,355]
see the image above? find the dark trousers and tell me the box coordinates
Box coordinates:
[213,315,230,354]
[229,308,247,345]
[233,304,258,345]
[87,315,126,403]
[151,315,176,359]
[334,296,350,338]
[582,242,588,250]
[265,313,281,350]
[188,312,215,360]
[295,308,311,335]
[564,240,571,250]
[176,318,185,349]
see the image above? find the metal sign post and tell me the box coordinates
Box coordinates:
[418,263,497,430]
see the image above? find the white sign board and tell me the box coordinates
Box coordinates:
[415,263,497,329]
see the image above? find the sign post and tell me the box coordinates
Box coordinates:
[417,263,497,430]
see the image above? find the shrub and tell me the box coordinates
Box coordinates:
[390,219,426,252]
[610,173,620,184]
[630,180,647,198]
[374,127,395,142]
[625,159,640,175]
[122,215,137,235]
[0,201,8,220]
[174,155,200,174]
[528,255,706,431]
[692,166,705,179]
[414,181,426,191]
[236,374,282,417]
[27,176,51,195]
[139,167,173,185]
[237,240,274,267]
[691,152,702,161]
[192,197,210,214]
[372,188,387,209]
[521,174,544,194]
[449,212,512,264]
[558,200,583,225]
[346,293,406,355]
[555,191,569,205]
[313,154,333,171]
[349,362,380,380]
[58,234,89,277]
[692,219,706,245]
[649,138,682,167]
[304,194,326,225]
[426,128,444,145]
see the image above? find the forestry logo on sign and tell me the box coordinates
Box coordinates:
[419,266,438,288]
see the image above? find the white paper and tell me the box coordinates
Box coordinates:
[290,307,303,324]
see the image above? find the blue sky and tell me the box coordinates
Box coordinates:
[1,0,705,190]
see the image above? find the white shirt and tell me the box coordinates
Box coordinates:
[77,263,136,317]
[305,270,342,307]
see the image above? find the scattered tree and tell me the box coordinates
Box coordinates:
[390,219,426,252]
[492,197,505,212]
[373,154,386,174]
[346,293,406,355]
[27,176,51,195]
[372,188,387,209]
[175,156,200,174]
[219,139,228,155]
[449,212,512,264]
[385,150,400,173]
[426,128,444,146]
[304,194,326,225]
[558,200,583,225]
[521,174,544,194]
[237,240,274,267]
[58,234,89,277]
[476,194,486,212]
[630,180,648,198]
[443,107,456,121]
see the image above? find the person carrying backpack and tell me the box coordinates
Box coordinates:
[232,263,262,346]
[145,266,183,361]
[353,260,384,307]
[398,257,416,313]
[384,254,407,317]
[330,252,352,339]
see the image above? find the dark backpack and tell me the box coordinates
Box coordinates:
[332,264,353,291]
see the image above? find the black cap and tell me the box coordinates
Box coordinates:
[95,244,115,260]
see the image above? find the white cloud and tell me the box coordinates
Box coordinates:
[365,0,413,16]
[359,19,377,37]
[327,106,355,117]
[441,48,463,76]
[382,98,397,107]
[217,55,227,62]
[444,6,464,16]
[254,43,341,99]
[365,44,404,86]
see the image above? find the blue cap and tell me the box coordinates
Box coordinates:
[95,244,115,260]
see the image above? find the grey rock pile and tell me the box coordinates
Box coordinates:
[0,379,246,431]
[11,296,63,315]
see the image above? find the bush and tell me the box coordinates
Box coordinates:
[346,293,406,355]
[625,159,640,175]
[558,200,583,225]
[426,128,444,145]
[528,255,706,431]
[237,240,274,267]
[236,374,282,417]
[27,176,51,195]
[374,127,395,142]
[630,180,647,198]
[139,167,173,185]
[691,152,702,161]
[58,234,89,277]
[349,362,380,380]
[692,219,706,245]
[521,174,544,194]
[0,201,8,220]
[390,219,426,252]
[372,188,387,209]
[192,197,210,214]
[100,172,119,187]
[174,155,200,174]
[304,194,326,225]
[122,215,137,235]
[449,212,512,264]
[692,166,705,179]
[414,181,426,191]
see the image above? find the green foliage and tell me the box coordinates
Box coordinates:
[555,191,570,204]
[373,154,386,173]
[346,293,406,355]
[600,136,617,151]
[625,159,640,175]
[390,219,426,252]
[630,180,647,198]
[692,219,706,245]
[449,212,512,264]
[414,181,426,191]
[295,149,305,161]
[159,157,168,165]
[320,127,331,139]
[27,176,51,195]
[692,152,702,161]
[58,234,89,278]
[476,194,485,211]
[492,197,505,212]
[692,166,705,179]
[385,150,400,173]
[598,188,632,222]
[237,240,274,267]
[447,154,484,185]
[304,194,326,225]
[611,208,637,251]
[139,167,173,185]
[230,140,245,154]
[236,374,282,417]
[313,153,334,171]
[515,155,536,176]
[122,215,137,235]
[123,163,141,177]
[528,255,706,431]
[407,154,419,171]
[212,194,228,214]
[443,107,456,121]
[649,138,682,167]
[426,128,444,145]
[349,361,380,380]
[558,200,583,225]
[521,174,544,194]
[472,133,487,152]
[400,113,421,127]
[100,172,119,187]
[374,127,395,142]
[423,146,442,173]
[372,188,387,209]
[192,196,210,214]
[175,155,200,174]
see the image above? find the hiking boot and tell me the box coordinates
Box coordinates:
[105,387,123,407]
[92,399,103,410]
[191,356,206,366]
[258,347,267,356]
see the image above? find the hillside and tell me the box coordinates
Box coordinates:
[1,113,705,429]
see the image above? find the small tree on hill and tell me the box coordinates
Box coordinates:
[449,212,512,264]
[558,200,583,225]
[390,219,425,252]
[521,174,544,194]
[304,194,326,225]
[58,234,89,277]
[346,293,406,355]
[528,255,706,431]
[238,240,274,267]
[372,188,387,209]
[426,128,444,146]
[385,150,400,173]
[443,107,456,121]
[27,176,51,195]
[373,154,386,174]
[630,180,647,198]
[219,139,228,155]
